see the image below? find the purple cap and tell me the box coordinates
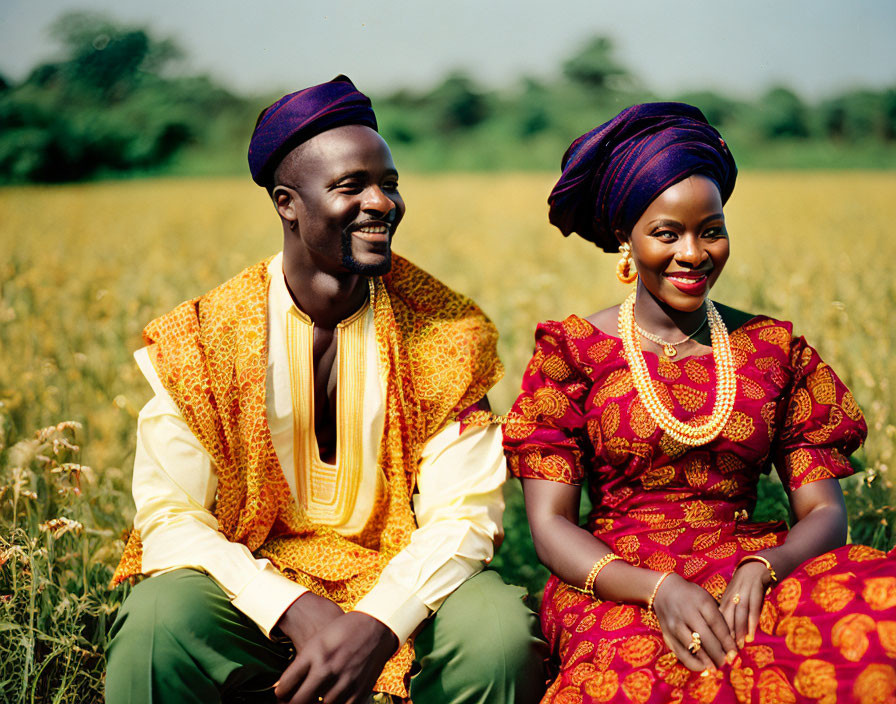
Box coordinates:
[248,75,377,187]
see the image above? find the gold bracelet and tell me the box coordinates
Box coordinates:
[578,553,623,595]
[737,555,778,584]
[647,571,674,611]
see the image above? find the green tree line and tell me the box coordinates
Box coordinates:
[2,13,895,183]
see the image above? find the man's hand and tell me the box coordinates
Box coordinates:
[275,591,345,646]
[652,573,738,672]
[275,611,399,704]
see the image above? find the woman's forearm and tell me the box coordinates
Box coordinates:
[759,501,848,582]
[523,478,668,604]
[531,513,664,605]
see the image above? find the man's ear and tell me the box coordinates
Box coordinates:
[273,185,298,224]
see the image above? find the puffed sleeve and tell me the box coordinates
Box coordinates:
[503,321,590,485]
[773,336,867,492]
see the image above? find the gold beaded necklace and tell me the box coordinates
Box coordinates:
[619,291,736,446]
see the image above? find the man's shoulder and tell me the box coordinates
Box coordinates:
[143,256,274,346]
[384,253,488,325]
[384,255,503,418]
[198,256,274,315]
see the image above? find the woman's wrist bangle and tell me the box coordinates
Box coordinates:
[576,553,623,596]
[737,554,778,584]
[647,571,674,611]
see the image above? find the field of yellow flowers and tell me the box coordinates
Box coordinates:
[1,171,895,701]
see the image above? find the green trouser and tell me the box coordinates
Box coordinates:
[105,569,547,704]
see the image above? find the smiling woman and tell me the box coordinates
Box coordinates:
[615,172,732,393]
[503,102,896,703]
[630,175,728,307]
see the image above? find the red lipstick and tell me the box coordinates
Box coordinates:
[664,272,709,296]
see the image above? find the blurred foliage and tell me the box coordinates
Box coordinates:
[817,89,896,142]
[2,17,896,183]
[562,36,632,92]
[426,72,490,132]
[0,11,254,183]
[756,86,811,139]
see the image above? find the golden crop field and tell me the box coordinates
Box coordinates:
[2,172,894,473]
[1,172,895,701]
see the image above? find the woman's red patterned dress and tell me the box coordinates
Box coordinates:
[503,314,896,704]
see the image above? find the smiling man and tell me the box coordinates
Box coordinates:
[104,76,545,704]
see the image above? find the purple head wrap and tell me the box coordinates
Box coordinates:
[547,102,737,252]
[248,75,378,187]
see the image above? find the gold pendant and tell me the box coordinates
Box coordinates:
[664,344,677,357]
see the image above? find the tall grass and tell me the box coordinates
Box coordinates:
[1,422,129,703]
[1,171,894,700]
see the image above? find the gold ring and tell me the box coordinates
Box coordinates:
[732,593,741,605]
[688,631,702,655]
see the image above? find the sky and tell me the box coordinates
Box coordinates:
[1,0,894,100]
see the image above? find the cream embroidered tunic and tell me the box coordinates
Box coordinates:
[131,253,506,644]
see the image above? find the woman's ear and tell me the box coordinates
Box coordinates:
[613,229,629,248]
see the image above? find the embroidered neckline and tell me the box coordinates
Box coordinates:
[285,280,375,524]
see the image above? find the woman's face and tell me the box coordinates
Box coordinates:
[627,174,729,313]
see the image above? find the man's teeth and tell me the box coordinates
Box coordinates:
[358,225,388,234]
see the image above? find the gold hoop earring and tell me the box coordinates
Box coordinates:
[616,242,638,284]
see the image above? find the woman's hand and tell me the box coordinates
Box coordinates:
[720,561,773,648]
[652,573,738,672]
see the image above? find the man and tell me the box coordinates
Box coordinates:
[105,76,545,704]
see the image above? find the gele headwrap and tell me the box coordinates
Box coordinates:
[248,75,378,187]
[547,102,737,252]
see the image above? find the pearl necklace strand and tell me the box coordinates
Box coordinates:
[619,291,736,446]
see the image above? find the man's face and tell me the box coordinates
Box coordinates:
[274,125,405,277]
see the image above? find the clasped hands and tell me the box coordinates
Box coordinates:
[652,560,773,672]
[273,591,399,704]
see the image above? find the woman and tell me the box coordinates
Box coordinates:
[503,103,896,704]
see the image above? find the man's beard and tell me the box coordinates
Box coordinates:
[340,230,392,277]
